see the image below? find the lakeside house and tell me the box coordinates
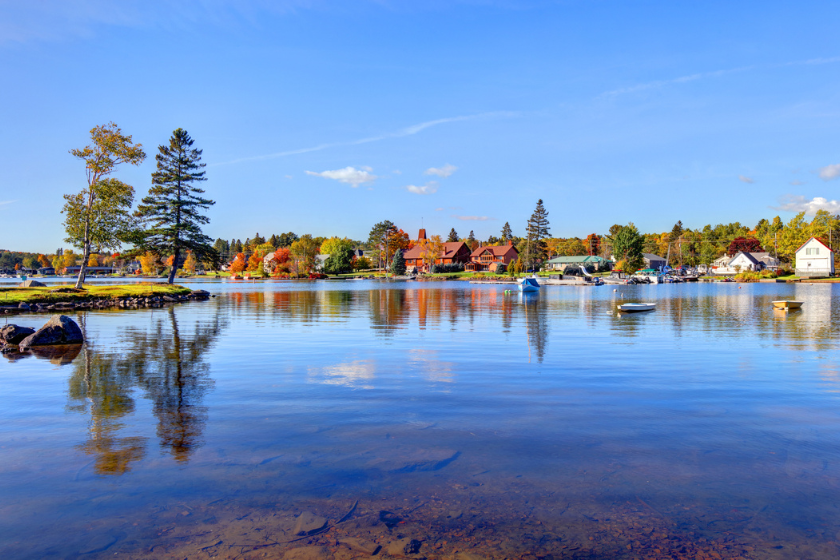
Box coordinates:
[713,252,780,275]
[545,255,613,272]
[402,229,471,272]
[643,253,666,270]
[795,237,835,277]
[65,265,118,275]
[465,241,519,272]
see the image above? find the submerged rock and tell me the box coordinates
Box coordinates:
[293,511,327,536]
[19,315,84,349]
[282,545,330,560]
[339,537,381,555]
[387,537,422,556]
[0,324,35,345]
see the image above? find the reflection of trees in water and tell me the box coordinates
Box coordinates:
[369,289,410,336]
[67,306,225,474]
[522,294,549,363]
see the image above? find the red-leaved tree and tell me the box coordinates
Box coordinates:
[585,233,601,256]
[271,247,292,275]
[728,237,763,255]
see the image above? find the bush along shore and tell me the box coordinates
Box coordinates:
[0,284,211,314]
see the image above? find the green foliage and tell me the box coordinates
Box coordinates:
[368,220,397,269]
[134,128,217,284]
[323,245,355,274]
[523,199,550,269]
[390,250,407,275]
[613,223,645,272]
[501,222,513,242]
[320,236,355,256]
[447,228,459,242]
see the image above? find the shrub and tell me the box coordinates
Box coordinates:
[431,263,464,274]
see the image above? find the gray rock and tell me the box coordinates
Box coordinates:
[0,325,35,345]
[19,279,46,288]
[18,302,31,311]
[387,538,422,556]
[282,546,330,560]
[293,511,327,536]
[339,537,381,555]
[19,315,84,349]
[191,289,210,298]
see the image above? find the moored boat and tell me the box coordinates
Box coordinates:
[519,277,540,292]
[772,300,803,310]
[617,303,656,313]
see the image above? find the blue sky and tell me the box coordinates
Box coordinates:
[1,0,839,252]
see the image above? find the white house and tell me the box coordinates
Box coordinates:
[713,251,780,275]
[795,237,835,277]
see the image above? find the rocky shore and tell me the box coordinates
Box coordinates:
[0,289,212,314]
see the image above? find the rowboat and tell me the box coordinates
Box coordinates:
[772,300,803,310]
[519,277,540,293]
[617,303,656,313]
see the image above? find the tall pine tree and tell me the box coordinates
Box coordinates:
[135,128,217,284]
[524,200,550,270]
[447,228,459,242]
[501,222,513,242]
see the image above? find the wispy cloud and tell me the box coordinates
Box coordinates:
[819,164,840,180]
[453,215,492,221]
[425,164,458,178]
[434,207,444,212]
[775,195,840,215]
[0,200,16,208]
[600,56,840,98]
[216,112,517,166]
[305,166,377,187]
[790,180,804,186]
[406,181,439,195]
[738,175,755,184]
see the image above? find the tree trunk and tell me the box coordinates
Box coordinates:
[168,248,180,284]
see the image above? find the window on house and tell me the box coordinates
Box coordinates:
[806,247,820,255]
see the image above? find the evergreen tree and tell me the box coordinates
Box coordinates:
[231,239,243,253]
[447,228,459,242]
[524,199,550,270]
[268,234,279,248]
[134,128,216,284]
[278,232,298,247]
[501,222,513,242]
[390,249,407,276]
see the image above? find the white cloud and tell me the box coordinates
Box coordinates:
[406,181,439,195]
[425,164,458,178]
[453,215,492,221]
[0,200,16,208]
[216,111,518,166]
[284,174,292,179]
[776,195,840,215]
[434,207,444,212]
[790,180,804,186]
[738,175,755,184]
[305,166,377,187]
[819,164,840,180]
[392,170,402,175]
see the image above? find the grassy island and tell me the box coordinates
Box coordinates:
[0,283,193,305]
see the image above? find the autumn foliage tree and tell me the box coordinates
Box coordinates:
[270,247,292,275]
[585,233,601,256]
[229,253,246,273]
[727,237,763,255]
[138,251,159,275]
[184,251,197,274]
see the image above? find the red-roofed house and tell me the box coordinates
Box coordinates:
[795,236,835,276]
[465,241,519,272]
[402,230,471,272]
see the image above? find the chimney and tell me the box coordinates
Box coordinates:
[508,239,513,246]
[418,228,427,241]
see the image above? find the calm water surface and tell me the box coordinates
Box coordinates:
[2,280,840,559]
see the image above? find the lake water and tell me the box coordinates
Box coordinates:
[2,280,840,559]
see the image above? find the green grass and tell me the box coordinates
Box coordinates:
[0,283,192,305]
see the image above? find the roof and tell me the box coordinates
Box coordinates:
[795,236,834,254]
[470,244,518,258]
[545,255,612,264]
[403,241,469,260]
[728,251,760,266]
[643,253,665,261]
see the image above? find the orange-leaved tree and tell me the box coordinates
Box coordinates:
[138,251,159,275]
[271,247,292,275]
[37,254,51,268]
[230,253,246,273]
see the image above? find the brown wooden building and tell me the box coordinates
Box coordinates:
[403,229,471,272]
[465,241,519,272]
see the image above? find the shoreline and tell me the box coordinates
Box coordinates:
[0,283,210,313]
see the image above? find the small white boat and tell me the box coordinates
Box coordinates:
[617,303,656,313]
[519,277,540,292]
[772,300,803,310]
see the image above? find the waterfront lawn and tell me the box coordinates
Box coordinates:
[0,283,192,305]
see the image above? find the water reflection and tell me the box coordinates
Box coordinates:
[67,306,225,473]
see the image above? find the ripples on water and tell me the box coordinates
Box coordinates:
[2,280,840,559]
